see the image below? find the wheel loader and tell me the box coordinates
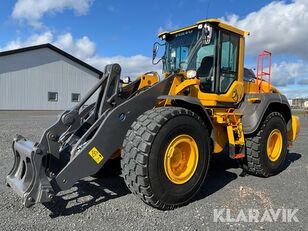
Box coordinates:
[6,19,300,209]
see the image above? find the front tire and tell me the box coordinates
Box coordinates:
[245,112,288,177]
[121,107,211,210]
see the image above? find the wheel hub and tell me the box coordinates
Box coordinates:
[164,134,199,184]
[267,129,283,162]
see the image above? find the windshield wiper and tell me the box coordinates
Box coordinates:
[186,28,209,70]
[186,37,205,70]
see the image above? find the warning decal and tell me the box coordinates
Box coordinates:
[88,147,104,164]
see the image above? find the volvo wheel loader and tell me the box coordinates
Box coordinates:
[6,19,300,210]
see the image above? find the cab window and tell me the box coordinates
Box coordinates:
[219,31,239,93]
[195,32,217,93]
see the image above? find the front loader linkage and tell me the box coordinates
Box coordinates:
[6,63,173,207]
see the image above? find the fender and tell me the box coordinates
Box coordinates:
[236,93,292,135]
[157,95,213,130]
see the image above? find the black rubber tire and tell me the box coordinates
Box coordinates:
[121,107,211,210]
[245,112,288,177]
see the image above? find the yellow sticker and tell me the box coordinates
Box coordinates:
[88,147,104,164]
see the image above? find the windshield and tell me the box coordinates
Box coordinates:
[163,27,216,73]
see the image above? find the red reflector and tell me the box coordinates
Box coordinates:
[234,153,245,159]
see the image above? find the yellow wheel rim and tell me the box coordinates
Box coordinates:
[266,129,283,162]
[164,134,199,184]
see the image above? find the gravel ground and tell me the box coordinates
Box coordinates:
[0,111,307,231]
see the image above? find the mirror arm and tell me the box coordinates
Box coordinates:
[152,58,162,65]
[152,42,165,65]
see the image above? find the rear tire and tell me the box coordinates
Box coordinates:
[121,107,211,210]
[245,112,288,177]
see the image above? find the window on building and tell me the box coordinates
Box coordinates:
[72,93,81,102]
[48,92,58,102]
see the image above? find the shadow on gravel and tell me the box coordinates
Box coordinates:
[43,152,302,217]
[44,175,129,218]
[193,152,239,202]
[193,151,302,202]
[282,152,302,171]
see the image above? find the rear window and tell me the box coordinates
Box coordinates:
[244,68,256,82]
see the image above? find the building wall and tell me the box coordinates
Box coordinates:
[0,48,100,110]
[292,98,308,109]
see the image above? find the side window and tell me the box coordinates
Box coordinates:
[195,31,217,93]
[196,45,215,68]
[178,46,189,69]
[219,32,239,93]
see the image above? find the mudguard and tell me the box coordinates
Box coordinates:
[157,95,213,129]
[237,93,292,134]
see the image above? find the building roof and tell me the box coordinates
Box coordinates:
[0,43,103,75]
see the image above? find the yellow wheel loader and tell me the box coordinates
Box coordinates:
[6,19,300,209]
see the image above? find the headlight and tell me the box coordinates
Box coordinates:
[186,70,197,79]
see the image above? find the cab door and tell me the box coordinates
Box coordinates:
[197,29,245,106]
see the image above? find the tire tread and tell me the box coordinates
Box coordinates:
[245,112,286,177]
[121,107,205,210]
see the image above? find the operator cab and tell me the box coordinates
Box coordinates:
[153,19,249,106]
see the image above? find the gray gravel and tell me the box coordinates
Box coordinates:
[0,111,307,231]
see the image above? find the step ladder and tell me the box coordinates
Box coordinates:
[223,109,245,159]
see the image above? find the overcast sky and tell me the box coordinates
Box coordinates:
[0,0,307,99]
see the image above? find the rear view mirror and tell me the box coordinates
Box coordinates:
[152,42,165,65]
[204,24,213,45]
[152,42,159,61]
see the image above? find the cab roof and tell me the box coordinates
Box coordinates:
[158,18,249,38]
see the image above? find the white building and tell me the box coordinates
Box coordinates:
[0,44,102,110]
